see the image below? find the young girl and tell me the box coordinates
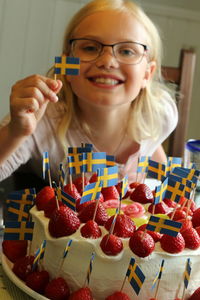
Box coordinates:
[0,0,178,184]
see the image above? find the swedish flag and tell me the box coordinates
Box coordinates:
[6,191,35,206]
[126,257,145,295]
[43,151,50,179]
[67,154,84,175]
[137,156,150,173]
[33,240,46,270]
[85,152,106,172]
[7,201,32,221]
[63,239,73,259]
[166,157,182,176]
[86,252,95,285]
[55,56,80,75]
[154,177,168,204]
[121,175,129,198]
[151,259,165,290]
[98,166,118,188]
[68,145,92,155]
[146,215,182,237]
[80,180,102,204]
[4,221,34,240]
[165,177,185,203]
[60,189,76,211]
[59,163,65,189]
[106,155,116,167]
[184,258,191,289]
[148,160,166,181]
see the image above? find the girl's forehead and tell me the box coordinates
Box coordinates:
[72,10,148,44]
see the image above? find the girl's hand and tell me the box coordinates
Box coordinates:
[9,75,62,137]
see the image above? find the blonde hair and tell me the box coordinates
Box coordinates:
[48,0,173,150]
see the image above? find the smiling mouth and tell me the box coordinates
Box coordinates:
[88,77,123,85]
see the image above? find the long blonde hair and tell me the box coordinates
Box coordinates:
[48,0,173,150]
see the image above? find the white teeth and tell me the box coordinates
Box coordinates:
[93,77,119,85]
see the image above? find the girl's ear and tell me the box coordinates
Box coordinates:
[141,61,156,88]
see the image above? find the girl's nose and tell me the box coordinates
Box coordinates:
[95,47,119,69]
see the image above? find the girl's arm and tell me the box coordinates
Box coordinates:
[0,75,62,166]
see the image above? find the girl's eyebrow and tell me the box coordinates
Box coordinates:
[71,35,140,44]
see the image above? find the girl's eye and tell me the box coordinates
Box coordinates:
[118,48,137,57]
[81,45,99,53]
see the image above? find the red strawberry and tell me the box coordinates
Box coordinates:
[101,186,119,201]
[137,224,162,242]
[78,202,109,225]
[182,227,200,250]
[2,240,28,263]
[105,291,131,300]
[179,218,193,234]
[63,183,81,201]
[160,233,185,253]
[49,206,80,238]
[44,277,70,300]
[163,198,177,208]
[69,287,94,300]
[188,287,200,300]
[44,198,65,218]
[129,182,140,189]
[26,270,49,294]
[129,230,155,257]
[100,234,123,256]
[73,176,89,194]
[148,201,170,214]
[195,226,200,237]
[192,207,200,228]
[105,214,136,238]
[12,255,35,280]
[89,173,98,183]
[35,186,55,211]
[130,183,154,204]
[169,209,187,221]
[76,195,104,212]
[181,206,193,216]
[81,220,102,239]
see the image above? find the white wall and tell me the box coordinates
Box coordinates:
[0,0,199,140]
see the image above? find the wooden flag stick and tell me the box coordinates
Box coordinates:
[120,274,127,292]
[48,169,52,188]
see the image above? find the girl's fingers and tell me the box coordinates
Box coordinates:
[11,97,41,115]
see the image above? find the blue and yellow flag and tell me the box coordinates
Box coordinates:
[55,56,80,75]
[4,221,34,240]
[106,155,116,167]
[80,180,102,204]
[168,174,192,200]
[148,160,166,181]
[6,190,35,206]
[172,167,199,187]
[120,175,129,199]
[68,145,93,156]
[126,257,145,295]
[86,252,95,285]
[146,216,182,237]
[98,166,118,188]
[60,189,76,211]
[154,177,168,204]
[137,156,150,173]
[166,157,182,176]
[84,152,106,172]
[151,259,165,290]
[67,154,85,175]
[7,201,32,221]
[43,151,50,179]
[63,239,73,259]
[165,177,185,203]
[33,240,47,270]
[184,258,191,289]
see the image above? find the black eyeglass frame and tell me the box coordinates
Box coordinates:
[69,38,148,64]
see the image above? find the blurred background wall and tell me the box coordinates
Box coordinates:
[0,0,199,140]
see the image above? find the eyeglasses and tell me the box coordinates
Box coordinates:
[69,38,148,65]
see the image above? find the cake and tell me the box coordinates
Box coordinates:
[29,193,200,300]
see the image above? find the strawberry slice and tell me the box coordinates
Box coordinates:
[148,202,170,214]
